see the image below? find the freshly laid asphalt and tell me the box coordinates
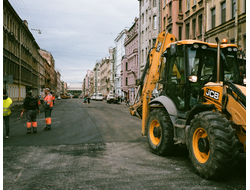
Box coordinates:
[3,98,246,190]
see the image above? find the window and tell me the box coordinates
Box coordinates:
[153,39,157,47]
[126,77,128,86]
[153,15,157,30]
[142,13,144,25]
[187,0,190,11]
[178,26,182,40]
[142,49,144,63]
[186,23,190,39]
[126,62,128,71]
[211,8,216,29]
[179,0,182,13]
[192,19,196,38]
[221,2,226,24]
[198,14,202,35]
[194,0,196,5]
[232,0,236,18]
[166,53,186,110]
[163,17,166,31]
[168,28,172,34]
[153,0,157,7]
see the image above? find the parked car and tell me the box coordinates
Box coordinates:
[106,94,118,104]
[95,93,103,101]
[91,93,96,100]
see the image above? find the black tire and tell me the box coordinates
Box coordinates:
[188,111,239,179]
[147,108,177,156]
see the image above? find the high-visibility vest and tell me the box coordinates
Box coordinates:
[44,93,53,107]
[3,97,12,116]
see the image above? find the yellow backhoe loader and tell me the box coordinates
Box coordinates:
[130,31,246,179]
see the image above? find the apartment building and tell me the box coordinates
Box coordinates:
[3,0,41,101]
[114,29,126,97]
[88,71,94,95]
[56,71,62,97]
[108,47,116,94]
[138,0,161,78]
[83,69,93,95]
[161,0,246,53]
[121,17,139,101]
[99,58,110,95]
[3,0,60,101]
[39,49,57,93]
[93,61,101,94]
[204,0,246,53]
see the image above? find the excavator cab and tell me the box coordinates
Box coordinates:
[160,41,242,112]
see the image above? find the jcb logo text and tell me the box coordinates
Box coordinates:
[205,89,220,100]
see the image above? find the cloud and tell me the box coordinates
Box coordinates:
[9,0,139,83]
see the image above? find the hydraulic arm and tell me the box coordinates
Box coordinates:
[129,31,175,135]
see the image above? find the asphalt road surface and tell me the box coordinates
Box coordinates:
[3,98,246,190]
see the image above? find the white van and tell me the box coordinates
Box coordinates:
[95,93,103,101]
[91,93,96,100]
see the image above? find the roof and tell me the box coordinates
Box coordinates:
[166,40,238,49]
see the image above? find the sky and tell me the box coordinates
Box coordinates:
[8,0,139,83]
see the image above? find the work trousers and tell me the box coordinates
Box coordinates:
[44,108,53,128]
[3,116,10,136]
[26,110,37,129]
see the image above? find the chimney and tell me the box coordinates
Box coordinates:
[23,20,28,28]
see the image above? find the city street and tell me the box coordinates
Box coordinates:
[3,99,246,190]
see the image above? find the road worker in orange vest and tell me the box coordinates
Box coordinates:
[43,88,53,131]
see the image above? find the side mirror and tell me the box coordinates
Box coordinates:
[189,75,198,83]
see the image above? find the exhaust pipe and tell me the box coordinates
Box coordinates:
[215,37,220,83]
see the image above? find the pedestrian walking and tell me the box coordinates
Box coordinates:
[126,98,130,106]
[87,95,90,104]
[3,89,12,139]
[43,88,53,131]
[20,91,40,133]
[83,94,87,104]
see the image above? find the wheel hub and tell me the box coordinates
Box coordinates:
[198,137,209,153]
[153,127,161,138]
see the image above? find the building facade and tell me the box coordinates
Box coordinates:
[108,47,116,94]
[3,0,61,101]
[114,29,126,97]
[3,0,41,101]
[56,71,61,97]
[161,0,246,53]
[138,0,161,78]
[99,58,110,95]
[121,17,139,101]
[204,0,246,53]
[39,49,57,93]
